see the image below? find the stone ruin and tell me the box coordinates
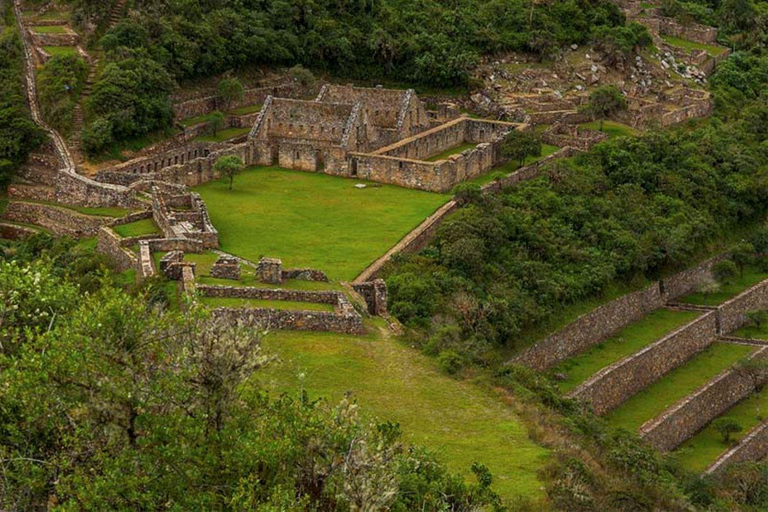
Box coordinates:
[256,257,329,285]
[159,250,195,281]
[211,255,241,280]
[152,183,219,249]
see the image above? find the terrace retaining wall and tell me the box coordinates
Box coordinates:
[640,347,768,451]
[97,227,139,273]
[211,307,365,335]
[2,201,112,238]
[514,255,727,371]
[570,311,719,415]
[706,422,768,473]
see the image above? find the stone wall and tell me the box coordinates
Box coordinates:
[719,279,768,334]
[570,311,719,415]
[658,17,718,44]
[514,254,727,371]
[30,29,79,46]
[0,222,39,240]
[200,284,364,334]
[55,171,143,209]
[2,201,112,238]
[640,347,768,452]
[542,124,609,151]
[172,83,294,121]
[282,268,329,282]
[94,142,216,184]
[352,279,388,315]
[97,227,139,272]
[515,284,665,371]
[706,421,768,473]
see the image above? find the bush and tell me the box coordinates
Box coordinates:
[713,260,739,285]
[437,349,466,375]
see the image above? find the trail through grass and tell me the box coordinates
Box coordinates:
[260,325,548,502]
[194,167,450,281]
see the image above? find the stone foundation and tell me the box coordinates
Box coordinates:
[210,255,241,280]
[352,279,388,315]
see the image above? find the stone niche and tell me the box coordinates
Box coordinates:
[211,255,241,280]
[257,257,283,284]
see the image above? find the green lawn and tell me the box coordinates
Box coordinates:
[425,143,478,162]
[579,120,638,139]
[605,342,757,432]
[228,104,263,115]
[43,46,77,57]
[661,34,727,56]
[467,143,560,186]
[32,25,68,34]
[732,321,768,340]
[678,266,768,306]
[20,199,129,218]
[200,296,334,311]
[194,167,451,281]
[260,325,549,503]
[179,113,215,127]
[552,308,701,394]
[674,391,767,473]
[113,218,160,238]
[194,127,250,142]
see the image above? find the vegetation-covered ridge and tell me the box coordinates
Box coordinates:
[0,3,45,186]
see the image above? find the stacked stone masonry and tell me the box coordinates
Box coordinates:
[2,201,112,238]
[640,347,768,452]
[199,284,364,335]
[569,276,768,416]
[570,311,719,415]
[706,421,768,473]
[515,254,729,371]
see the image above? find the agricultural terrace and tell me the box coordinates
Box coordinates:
[194,167,451,281]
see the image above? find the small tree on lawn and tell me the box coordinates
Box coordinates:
[217,78,244,110]
[501,129,542,167]
[731,242,755,277]
[713,259,739,286]
[713,418,743,444]
[698,276,720,306]
[209,111,226,136]
[214,155,244,190]
[581,85,627,132]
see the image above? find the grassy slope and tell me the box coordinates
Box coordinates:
[605,342,757,432]
[260,324,548,502]
[661,35,727,56]
[579,120,638,139]
[678,266,768,306]
[194,167,450,281]
[674,391,768,472]
[43,46,77,57]
[552,308,701,394]
[113,218,161,237]
[200,296,334,311]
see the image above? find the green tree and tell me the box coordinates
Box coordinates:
[502,129,542,167]
[731,242,755,277]
[713,259,739,285]
[214,155,245,190]
[217,77,244,110]
[581,85,627,131]
[208,110,225,136]
[287,64,316,89]
[713,418,743,444]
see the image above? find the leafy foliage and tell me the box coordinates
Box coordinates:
[0,18,44,185]
[37,55,89,134]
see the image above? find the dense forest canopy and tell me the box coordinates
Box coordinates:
[385,52,768,369]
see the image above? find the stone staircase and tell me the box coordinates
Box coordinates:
[108,0,129,27]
